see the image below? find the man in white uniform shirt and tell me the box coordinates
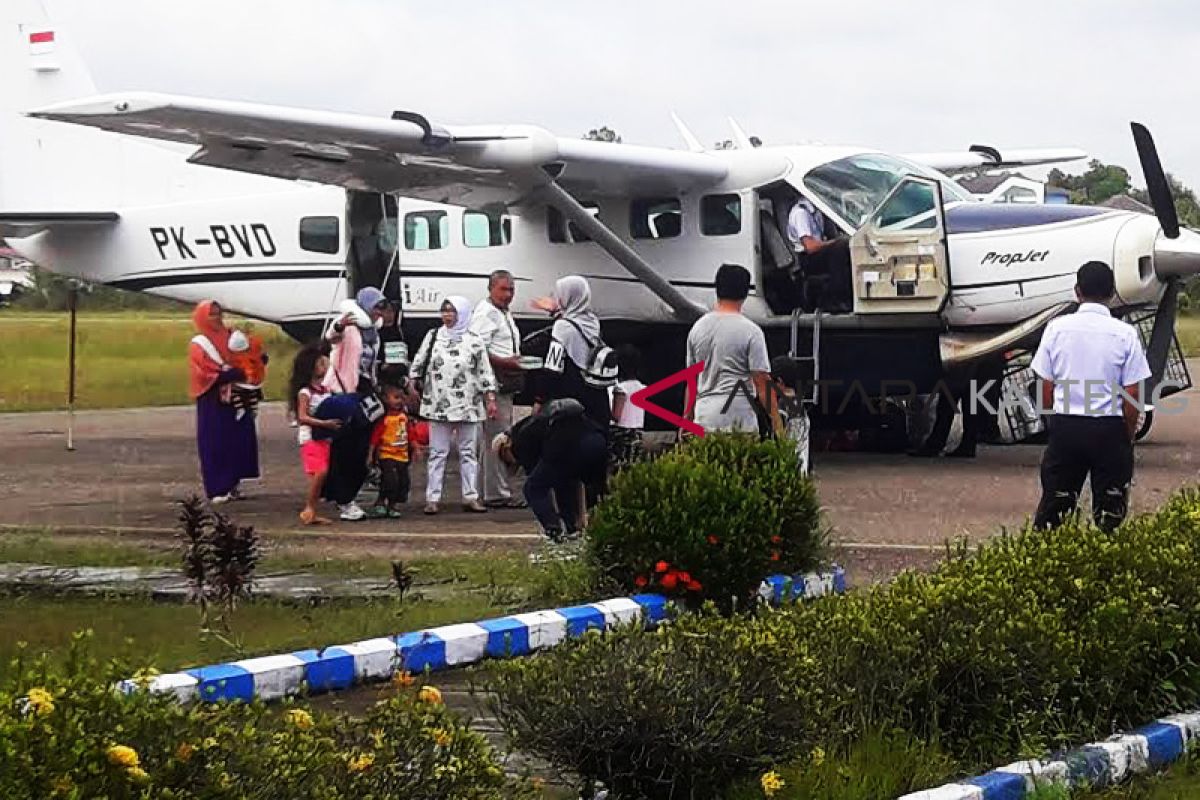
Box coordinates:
[1030,261,1151,531]
[786,197,850,312]
[469,270,525,507]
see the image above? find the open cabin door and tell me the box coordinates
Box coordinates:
[848,175,950,315]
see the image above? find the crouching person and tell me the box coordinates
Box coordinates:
[494,398,607,542]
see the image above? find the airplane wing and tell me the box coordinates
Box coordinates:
[28,93,728,207]
[0,211,118,238]
[905,146,1088,173]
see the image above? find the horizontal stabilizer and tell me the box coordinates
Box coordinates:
[906,147,1087,173]
[0,211,118,237]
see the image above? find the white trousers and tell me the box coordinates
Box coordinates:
[479,394,514,501]
[426,420,481,503]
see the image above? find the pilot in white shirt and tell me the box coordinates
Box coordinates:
[1029,261,1151,532]
[787,198,831,254]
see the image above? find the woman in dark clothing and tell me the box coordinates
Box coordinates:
[321,287,388,520]
[376,300,410,389]
[188,300,259,503]
[497,398,608,540]
[533,275,612,426]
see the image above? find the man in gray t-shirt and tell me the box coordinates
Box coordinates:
[685,264,774,433]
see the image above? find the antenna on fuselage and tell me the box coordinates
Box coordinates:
[727,117,753,150]
[670,112,705,152]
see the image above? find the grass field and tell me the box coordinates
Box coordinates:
[0,531,591,674]
[0,311,299,412]
[1,311,1198,413]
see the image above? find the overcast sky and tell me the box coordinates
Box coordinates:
[49,0,1200,190]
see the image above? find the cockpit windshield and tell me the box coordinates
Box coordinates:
[802,154,969,231]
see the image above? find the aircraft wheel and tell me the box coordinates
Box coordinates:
[1135,409,1154,442]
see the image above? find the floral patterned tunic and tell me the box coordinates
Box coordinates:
[411,330,497,423]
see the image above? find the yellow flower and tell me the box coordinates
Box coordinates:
[175,742,196,762]
[347,753,375,773]
[418,685,443,705]
[760,770,785,797]
[811,746,826,767]
[106,744,140,769]
[428,727,453,747]
[285,708,315,730]
[392,670,416,688]
[202,737,219,750]
[127,766,150,783]
[26,687,55,717]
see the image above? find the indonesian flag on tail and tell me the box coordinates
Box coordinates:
[27,27,59,71]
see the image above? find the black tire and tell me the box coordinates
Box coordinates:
[1135,409,1154,442]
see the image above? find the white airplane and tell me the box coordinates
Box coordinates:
[3,3,1197,439]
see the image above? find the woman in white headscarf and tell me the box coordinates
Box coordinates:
[535,275,612,425]
[411,295,498,514]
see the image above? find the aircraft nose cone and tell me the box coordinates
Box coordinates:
[1154,228,1200,280]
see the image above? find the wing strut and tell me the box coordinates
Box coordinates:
[532,172,705,322]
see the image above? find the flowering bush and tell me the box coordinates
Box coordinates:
[495,489,1200,797]
[0,634,535,799]
[588,432,825,611]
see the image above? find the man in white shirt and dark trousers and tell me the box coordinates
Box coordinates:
[787,197,850,312]
[470,270,526,508]
[1030,261,1151,532]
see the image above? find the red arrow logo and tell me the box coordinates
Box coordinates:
[630,361,706,437]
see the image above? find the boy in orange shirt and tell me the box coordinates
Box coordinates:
[228,329,268,420]
[368,384,410,518]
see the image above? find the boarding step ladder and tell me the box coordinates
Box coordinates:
[789,309,821,405]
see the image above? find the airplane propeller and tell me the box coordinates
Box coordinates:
[1130,122,1182,402]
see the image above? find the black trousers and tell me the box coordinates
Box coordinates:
[377,459,410,505]
[323,428,372,505]
[524,429,608,534]
[1033,415,1134,532]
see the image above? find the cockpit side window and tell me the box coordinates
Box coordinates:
[803,154,966,230]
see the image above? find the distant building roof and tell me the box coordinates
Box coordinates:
[958,174,1010,194]
[1100,194,1154,214]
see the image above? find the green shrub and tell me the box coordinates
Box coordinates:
[725,729,960,800]
[493,489,1200,796]
[588,433,825,610]
[0,633,534,799]
[489,609,834,800]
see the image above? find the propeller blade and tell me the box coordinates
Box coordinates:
[1131,122,1180,239]
[1145,279,1180,396]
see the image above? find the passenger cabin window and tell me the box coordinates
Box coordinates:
[404,211,449,251]
[701,194,741,236]
[299,216,340,254]
[463,210,513,247]
[631,197,681,239]
[547,202,600,243]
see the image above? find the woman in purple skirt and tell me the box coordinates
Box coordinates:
[188,300,260,503]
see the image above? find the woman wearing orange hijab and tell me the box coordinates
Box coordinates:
[190,300,260,502]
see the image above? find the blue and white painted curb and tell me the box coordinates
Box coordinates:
[121,567,847,705]
[898,711,1200,799]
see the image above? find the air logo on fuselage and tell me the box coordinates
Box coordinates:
[981,249,1050,267]
[149,224,277,261]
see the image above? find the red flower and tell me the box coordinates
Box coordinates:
[655,561,670,573]
[686,579,703,592]
[769,551,781,562]
[770,535,783,544]
[661,573,679,590]
[707,535,719,546]
[634,575,648,588]
[678,571,692,584]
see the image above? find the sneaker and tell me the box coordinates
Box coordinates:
[423,503,439,515]
[338,502,366,521]
[365,505,390,519]
[210,494,233,505]
[387,507,403,519]
[463,500,488,513]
